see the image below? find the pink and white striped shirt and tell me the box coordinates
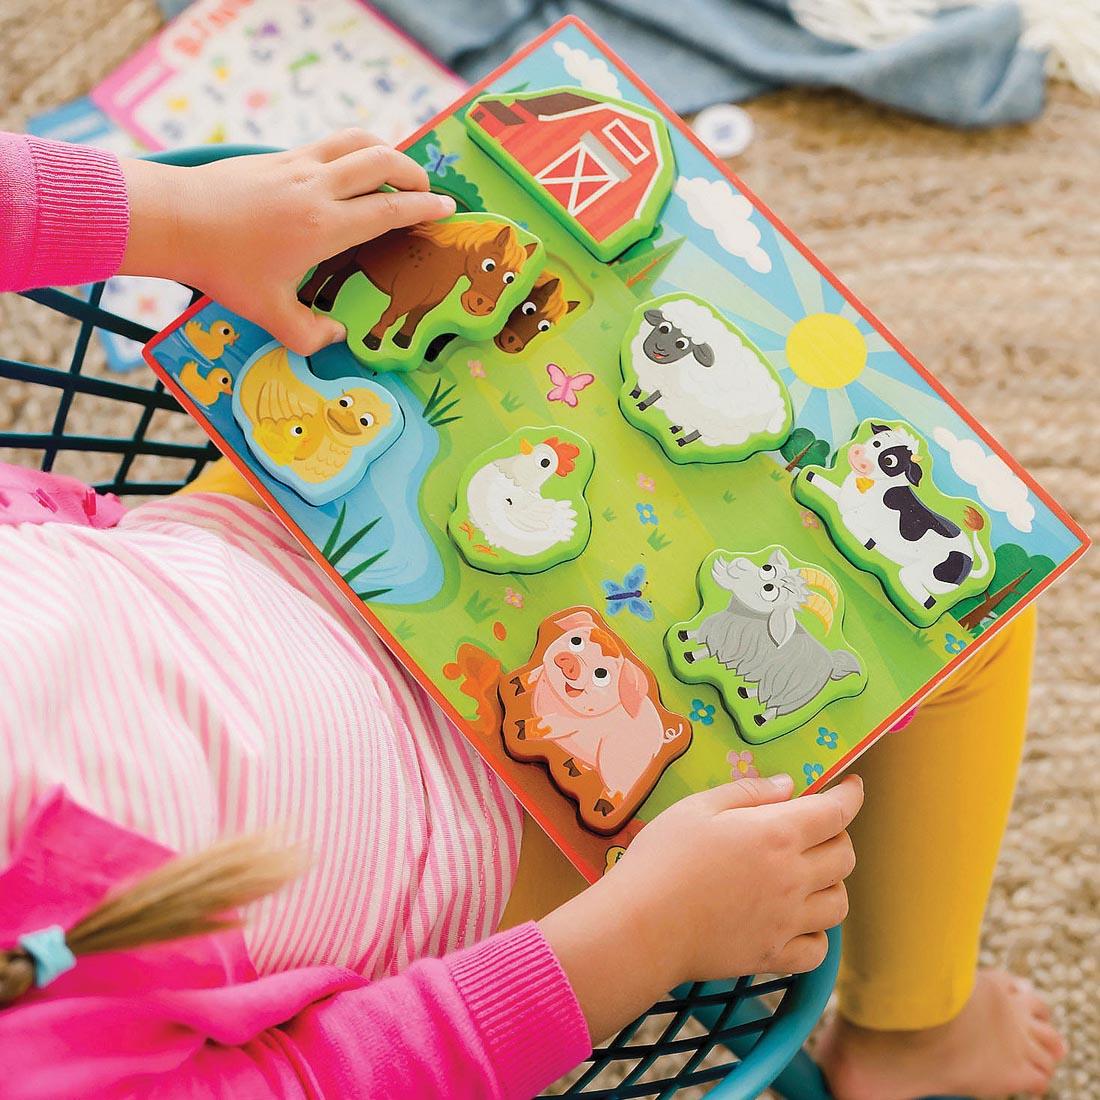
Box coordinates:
[0,490,523,978]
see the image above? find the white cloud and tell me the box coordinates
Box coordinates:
[673,176,772,273]
[552,41,621,97]
[932,427,1035,533]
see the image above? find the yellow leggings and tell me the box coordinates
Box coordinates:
[187,459,1037,1031]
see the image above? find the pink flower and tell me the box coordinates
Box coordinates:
[727,750,759,779]
[636,473,655,492]
[801,509,821,529]
[468,359,486,378]
[504,587,524,609]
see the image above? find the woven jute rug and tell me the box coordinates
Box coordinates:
[1,1,1097,1095]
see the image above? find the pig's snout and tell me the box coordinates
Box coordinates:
[554,652,581,680]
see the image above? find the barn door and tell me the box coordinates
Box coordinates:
[535,134,626,216]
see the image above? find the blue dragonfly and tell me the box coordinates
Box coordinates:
[602,564,654,622]
[425,142,459,176]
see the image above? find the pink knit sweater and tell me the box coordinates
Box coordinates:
[1,789,589,1099]
[0,132,591,1097]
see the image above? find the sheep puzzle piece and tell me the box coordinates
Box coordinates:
[464,87,676,262]
[297,212,545,371]
[500,606,692,834]
[666,547,866,743]
[232,342,404,506]
[619,294,793,464]
[448,425,594,574]
[794,419,995,627]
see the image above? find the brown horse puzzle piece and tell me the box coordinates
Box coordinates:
[500,607,692,835]
[297,212,545,371]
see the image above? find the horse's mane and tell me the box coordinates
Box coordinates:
[533,272,572,323]
[411,218,528,270]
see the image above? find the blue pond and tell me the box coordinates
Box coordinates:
[153,306,445,605]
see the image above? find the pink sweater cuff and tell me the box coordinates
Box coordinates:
[0,133,129,292]
[449,921,592,1098]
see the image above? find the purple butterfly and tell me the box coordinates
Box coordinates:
[546,363,594,408]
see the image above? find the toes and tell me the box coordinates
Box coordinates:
[1022,1059,1054,1097]
[1033,1020,1068,1062]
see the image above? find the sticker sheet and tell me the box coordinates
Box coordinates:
[144,18,1089,882]
[91,0,465,150]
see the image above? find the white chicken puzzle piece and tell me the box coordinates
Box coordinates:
[448,424,594,574]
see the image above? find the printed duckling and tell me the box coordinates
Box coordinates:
[184,318,239,360]
[179,360,233,407]
[237,345,395,486]
[460,436,581,558]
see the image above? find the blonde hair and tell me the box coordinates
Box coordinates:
[0,834,303,1006]
[411,218,529,270]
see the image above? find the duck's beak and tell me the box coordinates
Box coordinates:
[326,404,360,435]
[519,439,533,455]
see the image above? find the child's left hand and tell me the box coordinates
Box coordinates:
[119,129,457,354]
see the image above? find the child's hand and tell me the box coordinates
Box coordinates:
[540,773,863,1042]
[119,130,457,354]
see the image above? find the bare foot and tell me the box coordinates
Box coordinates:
[815,969,1068,1099]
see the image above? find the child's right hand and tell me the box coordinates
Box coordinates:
[540,773,863,1043]
[119,130,456,355]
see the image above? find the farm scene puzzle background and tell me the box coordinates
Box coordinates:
[146,19,1088,881]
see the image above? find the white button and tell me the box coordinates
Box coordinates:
[692,104,754,158]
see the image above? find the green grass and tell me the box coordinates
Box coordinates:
[602,506,616,522]
[500,391,523,413]
[322,503,389,601]
[322,504,380,566]
[393,619,416,642]
[722,489,736,504]
[465,590,498,622]
[647,530,672,551]
[422,378,462,428]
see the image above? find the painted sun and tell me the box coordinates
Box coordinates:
[785,313,867,389]
[660,230,953,446]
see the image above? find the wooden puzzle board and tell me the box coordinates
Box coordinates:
[145,17,1089,882]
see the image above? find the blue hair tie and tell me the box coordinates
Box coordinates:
[17,926,76,988]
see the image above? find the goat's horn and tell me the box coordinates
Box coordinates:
[801,592,834,633]
[799,567,838,609]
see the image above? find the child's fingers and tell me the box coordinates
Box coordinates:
[799,882,849,933]
[700,773,794,814]
[786,774,864,849]
[804,830,856,892]
[262,296,346,356]
[329,145,430,199]
[771,931,830,975]
[305,127,385,163]
[334,190,456,249]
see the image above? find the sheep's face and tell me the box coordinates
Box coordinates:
[712,550,807,613]
[642,309,714,367]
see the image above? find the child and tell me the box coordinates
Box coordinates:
[0,130,1065,1098]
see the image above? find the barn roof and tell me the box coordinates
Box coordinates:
[465,86,676,261]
